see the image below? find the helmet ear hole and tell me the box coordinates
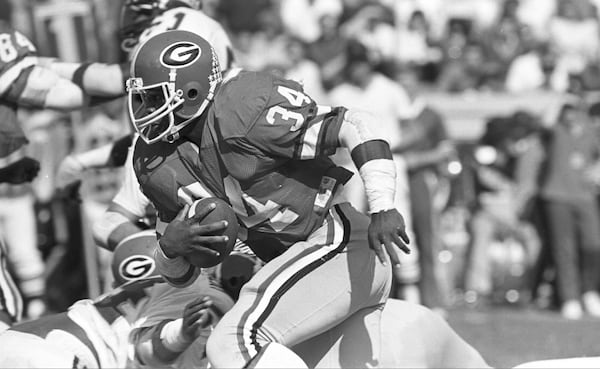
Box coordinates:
[187,88,199,99]
[176,81,205,119]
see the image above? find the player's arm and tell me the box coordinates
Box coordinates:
[56,134,134,189]
[338,109,411,265]
[0,58,87,110]
[133,296,214,366]
[92,145,149,251]
[1,58,128,111]
[153,204,225,288]
[37,57,129,97]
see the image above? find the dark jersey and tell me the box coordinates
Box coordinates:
[0,21,36,164]
[134,70,352,261]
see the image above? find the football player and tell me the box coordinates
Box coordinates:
[0,231,162,368]
[0,18,132,327]
[55,0,236,189]
[0,230,233,369]
[128,31,411,368]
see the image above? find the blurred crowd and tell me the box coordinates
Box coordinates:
[3,0,600,324]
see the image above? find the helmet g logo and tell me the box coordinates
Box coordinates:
[160,42,201,69]
[119,255,156,280]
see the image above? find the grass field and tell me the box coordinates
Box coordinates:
[447,306,600,368]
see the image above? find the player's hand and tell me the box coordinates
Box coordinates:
[368,209,410,266]
[0,157,40,184]
[181,296,213,341]
[55,155,85,189]
[159,203,229,259]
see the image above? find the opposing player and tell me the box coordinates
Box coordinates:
[128,30,411,368]
[0,231,162,368]
[0,230,233,369]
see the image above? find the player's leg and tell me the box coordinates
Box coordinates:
[293,298,489,369]
[206,203,391,368]
[1,194,45,318]
[293,305,385,368]
[0,235,23,331]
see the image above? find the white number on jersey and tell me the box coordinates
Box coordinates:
[266,86,312,132]
[0,31,35,63]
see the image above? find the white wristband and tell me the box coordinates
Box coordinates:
[154,242,192,279]
[358,159,396,214]
[160,318,192,353]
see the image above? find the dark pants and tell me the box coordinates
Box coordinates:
[409,171,443,308]
[542,198,600,302]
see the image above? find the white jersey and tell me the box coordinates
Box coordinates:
[111,134,150,219]
[135,7,234,69]
[0,299,132,368]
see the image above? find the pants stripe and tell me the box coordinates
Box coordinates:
[240,205,351,359]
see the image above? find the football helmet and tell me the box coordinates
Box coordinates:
[127,30,222,144]
[119,0,203,52]
[111,229,163,286]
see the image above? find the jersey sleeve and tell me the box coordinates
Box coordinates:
[220,74,347,160]
[112,136,150,219]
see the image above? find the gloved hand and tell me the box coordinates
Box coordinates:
[368,209,410,266]
[181,296,213,341]
[0,157,40,184]
[159,203,229,259]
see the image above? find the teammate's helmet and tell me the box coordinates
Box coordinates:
[111,230,163,286]
[127,30,222,144]
[119,0,161,52]
[119,0,203,52]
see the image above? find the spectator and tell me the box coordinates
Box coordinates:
[279,0,343,43]
[483,0,527,73]
[396,10,434,67]
[463,113,544,306]
[547,0,599,91]
[281,37,329,104]
[438,41,501,92]
[306,12,348,90]
[328,40,420,303]
[504,30,550,92]
[537,100,600,319]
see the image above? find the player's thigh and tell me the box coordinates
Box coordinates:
[214,204,390,347]
[0,330,79,368]
[293,306,384,369]
[380,299,489,368]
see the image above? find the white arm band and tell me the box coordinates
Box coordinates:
[359,159,397,213]
[339,110,397,214]
[92,210,132,248]
[154,243,200,287]
[160,318,192,353]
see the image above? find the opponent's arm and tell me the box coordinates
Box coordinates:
[56,134,134,189]
[134,296,214,366]
[338,109,410,265]
[37,57,129,97]
[92,147,150,251]
[1,57,128,111]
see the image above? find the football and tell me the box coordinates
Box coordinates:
[185,197,239,268]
